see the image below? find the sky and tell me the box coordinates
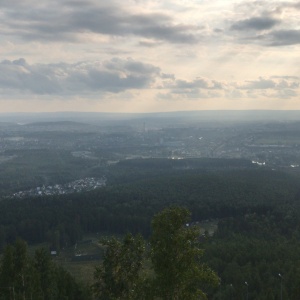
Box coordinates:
[0,0,300,113]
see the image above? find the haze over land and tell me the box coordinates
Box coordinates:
[1,112,300,200]
[1,0,300,113]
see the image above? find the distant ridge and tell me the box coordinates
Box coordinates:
[24,120,89,127]
[1,110,300,124]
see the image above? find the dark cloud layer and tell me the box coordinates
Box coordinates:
[0,58,299,101]
[1,0,299,48]
[231,17,280,31]
[228,1,300,47]
[1,1,200,44]
[246,29,300,46]
[268,29,300,46]
[0,58,161,95]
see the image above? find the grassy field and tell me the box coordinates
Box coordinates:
[26,235,104,284]
[54,237,104,283]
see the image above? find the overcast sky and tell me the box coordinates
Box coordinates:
[1,0,300,113]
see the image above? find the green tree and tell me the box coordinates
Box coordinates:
[150,206,219,300]
[34,248,58,300]
[0,239,91,300]
[93,233,145,300]
[0,239,40,300]
[14,239,29,299]
[0,245,15,300]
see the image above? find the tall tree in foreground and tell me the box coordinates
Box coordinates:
[150,206,219,300]
[93,234,145,300]
[93,206,218,299]
[34,247,58,300]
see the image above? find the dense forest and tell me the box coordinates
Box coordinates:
[1,158,300,299]
[0,239,92,300]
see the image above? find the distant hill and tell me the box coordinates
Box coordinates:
[1,110,300,124]
[24,120,89,127]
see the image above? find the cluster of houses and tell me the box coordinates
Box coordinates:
[11,177,106,199]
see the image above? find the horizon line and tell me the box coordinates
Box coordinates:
[2,109,300,115]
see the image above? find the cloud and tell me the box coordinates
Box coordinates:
[281,1,300,10]
[232,1,300,16]
[241,78,277,89]
[103,58,160,75]
[227,1,300,47]
[1,1,200,44]
[232,29,300,47]
[1,56,299,102]
[139,40,162,47]
[161,73,175,79]
[267,29,300,46]
[241,77,299,90]
[231,17,281,31]
[0,58,62,94]
[271,75,299,79]
[157,90,220,100]
[275,89,298,98]
[0,0,36,7]
[166,78,224,90]
[0,58,161,95]
[159,77,225,100]
[160,75,300,100]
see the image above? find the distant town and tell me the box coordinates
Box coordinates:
[1,112,300,197]
[11,177,106,199]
